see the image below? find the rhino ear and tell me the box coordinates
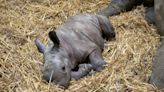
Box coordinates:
[48,31,60,47]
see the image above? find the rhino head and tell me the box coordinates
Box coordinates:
[35,31,71,89]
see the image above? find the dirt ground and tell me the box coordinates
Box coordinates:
[0,0,162,92]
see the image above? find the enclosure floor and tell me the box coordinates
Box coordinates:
[0,0,162,92]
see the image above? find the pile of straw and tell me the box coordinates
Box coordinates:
[0,0,161,91]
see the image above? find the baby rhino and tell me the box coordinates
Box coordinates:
[35,14,115,88]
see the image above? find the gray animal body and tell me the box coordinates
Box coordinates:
[35,14,115,88]
[97,0,155,25]
[150,40,164,88]
[149,0,164,88]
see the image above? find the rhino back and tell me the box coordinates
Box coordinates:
[56,14,104,68]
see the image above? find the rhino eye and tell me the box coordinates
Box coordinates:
[62,66,65,71]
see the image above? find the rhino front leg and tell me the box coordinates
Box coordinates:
[89,50,107,71]
[71,64,93,80]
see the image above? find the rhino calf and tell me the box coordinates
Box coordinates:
[35,14,115,88]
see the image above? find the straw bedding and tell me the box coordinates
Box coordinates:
[0,0,162,92]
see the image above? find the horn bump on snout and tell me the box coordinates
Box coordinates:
[35,37,46,53]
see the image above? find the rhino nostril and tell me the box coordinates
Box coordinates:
[42,75,52,83]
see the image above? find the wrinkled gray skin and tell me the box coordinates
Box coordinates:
[145,7,155,25]
[35,14,115,89]
[97,0,155,25]
[150,40,164,88]
[98,0,164,89]
[149,0,164,88]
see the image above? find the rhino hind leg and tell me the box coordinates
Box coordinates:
[97,0,143,17]
[145,7,156,25]
[96,15,115,41]
[89,50,107,71]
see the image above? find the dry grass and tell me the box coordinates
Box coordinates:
[0,0,162,92]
